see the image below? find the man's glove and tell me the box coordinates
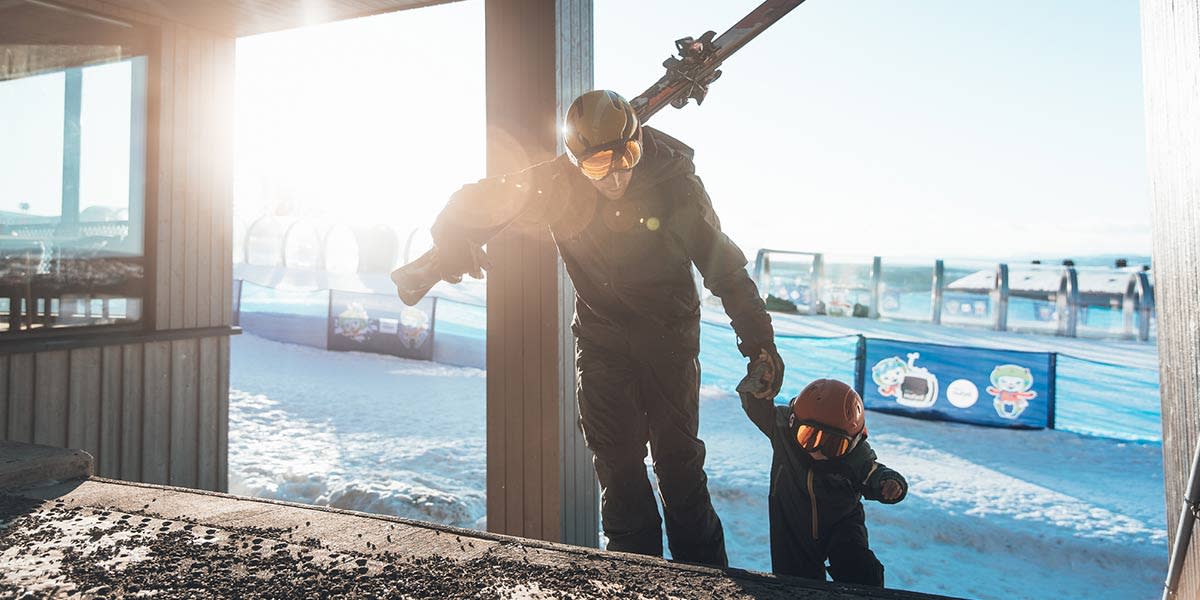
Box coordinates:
[435,241,490,284]
[431,221,491,284]
[745,344,785,400]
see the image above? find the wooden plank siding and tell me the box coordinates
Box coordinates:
[1141,0,1200,596]
[33,351,69,447]
[483,0,595,547]
[554,0,597,548]
[153,21,176,330]
[1,336,228,491]
[0,355,8,441]
[119,343,144,481]
[141,340,171,484]
[7,355,34,443]
[197,337,219,491]
[217,336,229,492]
[99,346,123,476]
[66,347,102,460]
[168,339,199,486]
[168,24,189,331]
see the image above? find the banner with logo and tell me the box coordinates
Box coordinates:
[327,291,436,361]
[857,337,1056,429]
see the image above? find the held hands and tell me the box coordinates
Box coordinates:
[746,345,785,400]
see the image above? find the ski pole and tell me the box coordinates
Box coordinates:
[1163,437,1200,600]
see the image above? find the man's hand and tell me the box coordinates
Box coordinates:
[880,478,903,502]
[746,345,784,400]
[435,241,491,284]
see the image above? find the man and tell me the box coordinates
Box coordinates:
[431,90,784,567]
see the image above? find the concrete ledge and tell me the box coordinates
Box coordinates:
[0,442,93,491]
[0,477,965,599]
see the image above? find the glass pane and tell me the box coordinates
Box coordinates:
[1006,263,1067,334]
[81,60,138,255]
[755,250,819,313]
[1074,266,1146,339]
[878,257,934,321]
[819,255,873,317]
[941,260,997,326]
[282,219,323,269]
[324,224,360,273]
[0,56,146,334]
[245,216,289,266]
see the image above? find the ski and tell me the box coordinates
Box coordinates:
[629,0,807,121]
[393,0,807,306]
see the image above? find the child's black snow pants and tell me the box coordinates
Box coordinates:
[773,503,884,586]
[575,339,728,568]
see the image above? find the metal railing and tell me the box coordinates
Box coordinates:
[754,249,1155,341]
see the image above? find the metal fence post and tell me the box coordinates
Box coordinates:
[869,256,882,319]
[1123,273,1139,340]
[1136,270,1155,342]
[810,253,825,316]
[993,263,1009,331]
[1056,267,1079,337]
[931,259,944,325]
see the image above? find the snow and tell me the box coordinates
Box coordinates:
[229,332,1167,600]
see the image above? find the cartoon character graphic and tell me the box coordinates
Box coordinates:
[335,302,373,343]
[872,352,940,408]
[399,307,431,349]
[871,356,908,398]
[987,364,1037,419]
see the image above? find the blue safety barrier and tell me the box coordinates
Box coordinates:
[326,290,437,361]
[856,337,1056,429]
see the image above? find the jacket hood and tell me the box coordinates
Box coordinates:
[629,126,696,191]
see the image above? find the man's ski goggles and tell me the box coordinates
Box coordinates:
[793,420,862,458]
[570,138,643,181]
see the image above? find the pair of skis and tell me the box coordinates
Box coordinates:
[391,0,807,306]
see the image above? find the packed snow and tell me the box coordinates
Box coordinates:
[229,330,1166,600]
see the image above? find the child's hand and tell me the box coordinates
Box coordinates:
[880,479,903,502]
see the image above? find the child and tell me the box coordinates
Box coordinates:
[738,357,907,586]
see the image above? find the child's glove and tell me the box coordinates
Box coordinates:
[880,479,904,502]
[864,465,908,505]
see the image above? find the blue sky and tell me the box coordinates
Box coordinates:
[2,1,1149,260]
[594,0,1149,259]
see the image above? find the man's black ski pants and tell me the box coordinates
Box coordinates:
[575,339,728,567]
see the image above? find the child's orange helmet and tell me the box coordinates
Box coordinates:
[789,379,867,439]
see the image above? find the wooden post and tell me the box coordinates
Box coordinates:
[484,0,597,547]
[1141,0,1200,596]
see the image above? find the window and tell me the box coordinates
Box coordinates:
[0,52,147,335]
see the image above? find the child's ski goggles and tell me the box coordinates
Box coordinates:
[569,138,643,181]
[793,420,863,459]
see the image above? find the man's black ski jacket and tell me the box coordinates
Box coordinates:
[431,127,773,360]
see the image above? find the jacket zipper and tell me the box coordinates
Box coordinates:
[806,469,819,540]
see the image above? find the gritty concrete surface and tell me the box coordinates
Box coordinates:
[0,442,92,492]
[0,478,966,599]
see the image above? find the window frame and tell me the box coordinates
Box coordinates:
[0,8,157,346]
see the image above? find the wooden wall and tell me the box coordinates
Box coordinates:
[1142,0,1200,595]
[0,337,229,490]
[553,0,597,549]
[484,0,597,547]
[1,10,235,493]
[153,23,235,332]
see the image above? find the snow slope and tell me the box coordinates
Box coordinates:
[230,333,1166,600]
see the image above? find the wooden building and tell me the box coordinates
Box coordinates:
[1141,0,1200,597]
[2,0,1200,589]
[0,0,597,548]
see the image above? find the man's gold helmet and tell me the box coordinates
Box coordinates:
[563,90,643,181]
